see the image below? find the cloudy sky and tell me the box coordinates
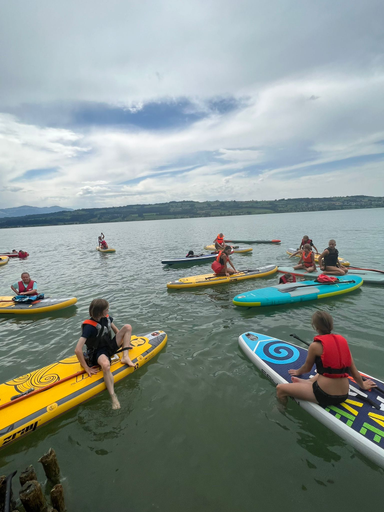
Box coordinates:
[0,0,383,209]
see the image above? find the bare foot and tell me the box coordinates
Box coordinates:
[121,356,135,367]
[111,393,121,410]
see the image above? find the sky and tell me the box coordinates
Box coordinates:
[0,0,383,209]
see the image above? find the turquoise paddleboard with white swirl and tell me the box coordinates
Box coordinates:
[239,331,384,468]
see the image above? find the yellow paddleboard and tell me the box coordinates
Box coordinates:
[286,248,350,267]
[0,297,77,315]
[204,244,252,253]
[0,256,9,267]
[167,265,277,289]
[97,246,116,253]
[0,331,167,449]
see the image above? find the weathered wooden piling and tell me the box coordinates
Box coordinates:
[19,466,38,487]
[38,449,60,484]
[19,480,47,512]
[50,484,65,512]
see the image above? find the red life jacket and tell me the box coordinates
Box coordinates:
[301,238,313,247]
[316,274,338,284]
[101,240,107,247]
[211,250,227,274]
[302,250,314,267]
[279,274,296,284]
[314,334,351,378]
[215,234,224,245]
[18,251,29,259]
[82,315,114,354]
[18,280,35,292]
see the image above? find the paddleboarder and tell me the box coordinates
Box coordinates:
[318,239,348,276]
[11,272,38,296]
[75,298,135,410]
[211,246,237,276]
[294,244,316,273]
[276,311,376,406]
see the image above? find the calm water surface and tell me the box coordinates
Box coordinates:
[1,209,384,511]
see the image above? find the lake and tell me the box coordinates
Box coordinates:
[1,208,384,511]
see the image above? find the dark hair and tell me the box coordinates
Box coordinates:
[223,245,232,254]
[312,311,333,334]
[89,298,109,319]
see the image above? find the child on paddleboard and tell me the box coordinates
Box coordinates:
[289,235,318,258]
[294,244,316,273]
[318,239,348,276]
[11,272,38,296]
[213,233,226,252]
[75,298,135,410]
[211,246,237,276]
[276,311,376,406]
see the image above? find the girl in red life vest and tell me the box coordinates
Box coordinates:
[211,246,237,276]
[318,239,348,276]
[294,244,316,272]
[213,233,225,252]
[276,311,376,407]
[299,235,318,254]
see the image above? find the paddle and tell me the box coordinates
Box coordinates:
[204,269,256,280]
[280,280,355,293]
[348,266,384,274]
[4,470,17,512]
[290,334,384,398]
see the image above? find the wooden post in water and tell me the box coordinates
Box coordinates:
[50,484,65,512]
[19,466,38,487]
[19,480,47,512]
[0,472,17,512]
[38,449,60,484]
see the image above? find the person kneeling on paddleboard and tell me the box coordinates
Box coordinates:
[276,311,376,407]
[11,272,38,296]
[211,246,237,276]
[75,298,135,410]
[318,239,348,276]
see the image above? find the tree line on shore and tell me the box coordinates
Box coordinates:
[0,195,383,229]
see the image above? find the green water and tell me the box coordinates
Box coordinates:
[1,209,384,511]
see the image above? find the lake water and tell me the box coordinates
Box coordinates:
[1,208,384,511]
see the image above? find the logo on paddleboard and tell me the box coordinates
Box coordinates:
[256,341,300,365]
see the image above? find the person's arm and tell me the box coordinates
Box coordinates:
[289,250,300,258]
[349,357,376,390]
[318,249,328,269]
[23,283,38,296]
[11,284,18,294]
[111,322,119,335]
[75,336,99,377]
[227,257,237,273]
[288,343,320,376]
[312,244,318,253]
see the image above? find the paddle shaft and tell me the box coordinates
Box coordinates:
[348,266,384,274]
[205,269,256,280]
[289,334,384,397]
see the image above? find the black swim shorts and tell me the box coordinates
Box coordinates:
[312,380,348,407]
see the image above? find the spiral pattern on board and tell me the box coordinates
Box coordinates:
[257,341,300,365]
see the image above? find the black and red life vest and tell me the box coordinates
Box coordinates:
[279,274,296,284]
[301,238,313,247]
[82,315,114,355]
[314,334,351,378]
[18,280,35,292]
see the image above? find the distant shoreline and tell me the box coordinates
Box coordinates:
[0,196,383,229]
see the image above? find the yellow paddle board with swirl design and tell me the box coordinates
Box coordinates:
[0,331,167,449]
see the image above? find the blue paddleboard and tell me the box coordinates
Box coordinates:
[233,276,363,307]
[239,331,384,468]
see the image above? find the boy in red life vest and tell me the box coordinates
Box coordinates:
[279,273,296,284]
[276,311,376,406]
[11,272,38,296]
[213,233,225,252]
[75,298,135,410]
[294,244,316,273]
[211,246,237,276]
[318,239,348,276]
[299,235,318,254]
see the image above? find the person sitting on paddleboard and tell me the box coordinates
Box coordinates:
[279,273,296,284]
[294,244,316,273]
[276,311,376,406]
[213,233,226,252]
[318,239,348,276]
[11,272,38,296]
[75,298,135,410]
[211,246,237,276]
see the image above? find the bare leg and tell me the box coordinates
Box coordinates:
[98,355,120,409]
[305,265,316,273]
[276,380,318,405]
[115,324,135,367]
[294,263,305,270]
[322,266,347,276]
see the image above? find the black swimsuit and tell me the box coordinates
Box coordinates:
[312,380,348,407]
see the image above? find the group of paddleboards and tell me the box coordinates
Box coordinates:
[2,230,384,472]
